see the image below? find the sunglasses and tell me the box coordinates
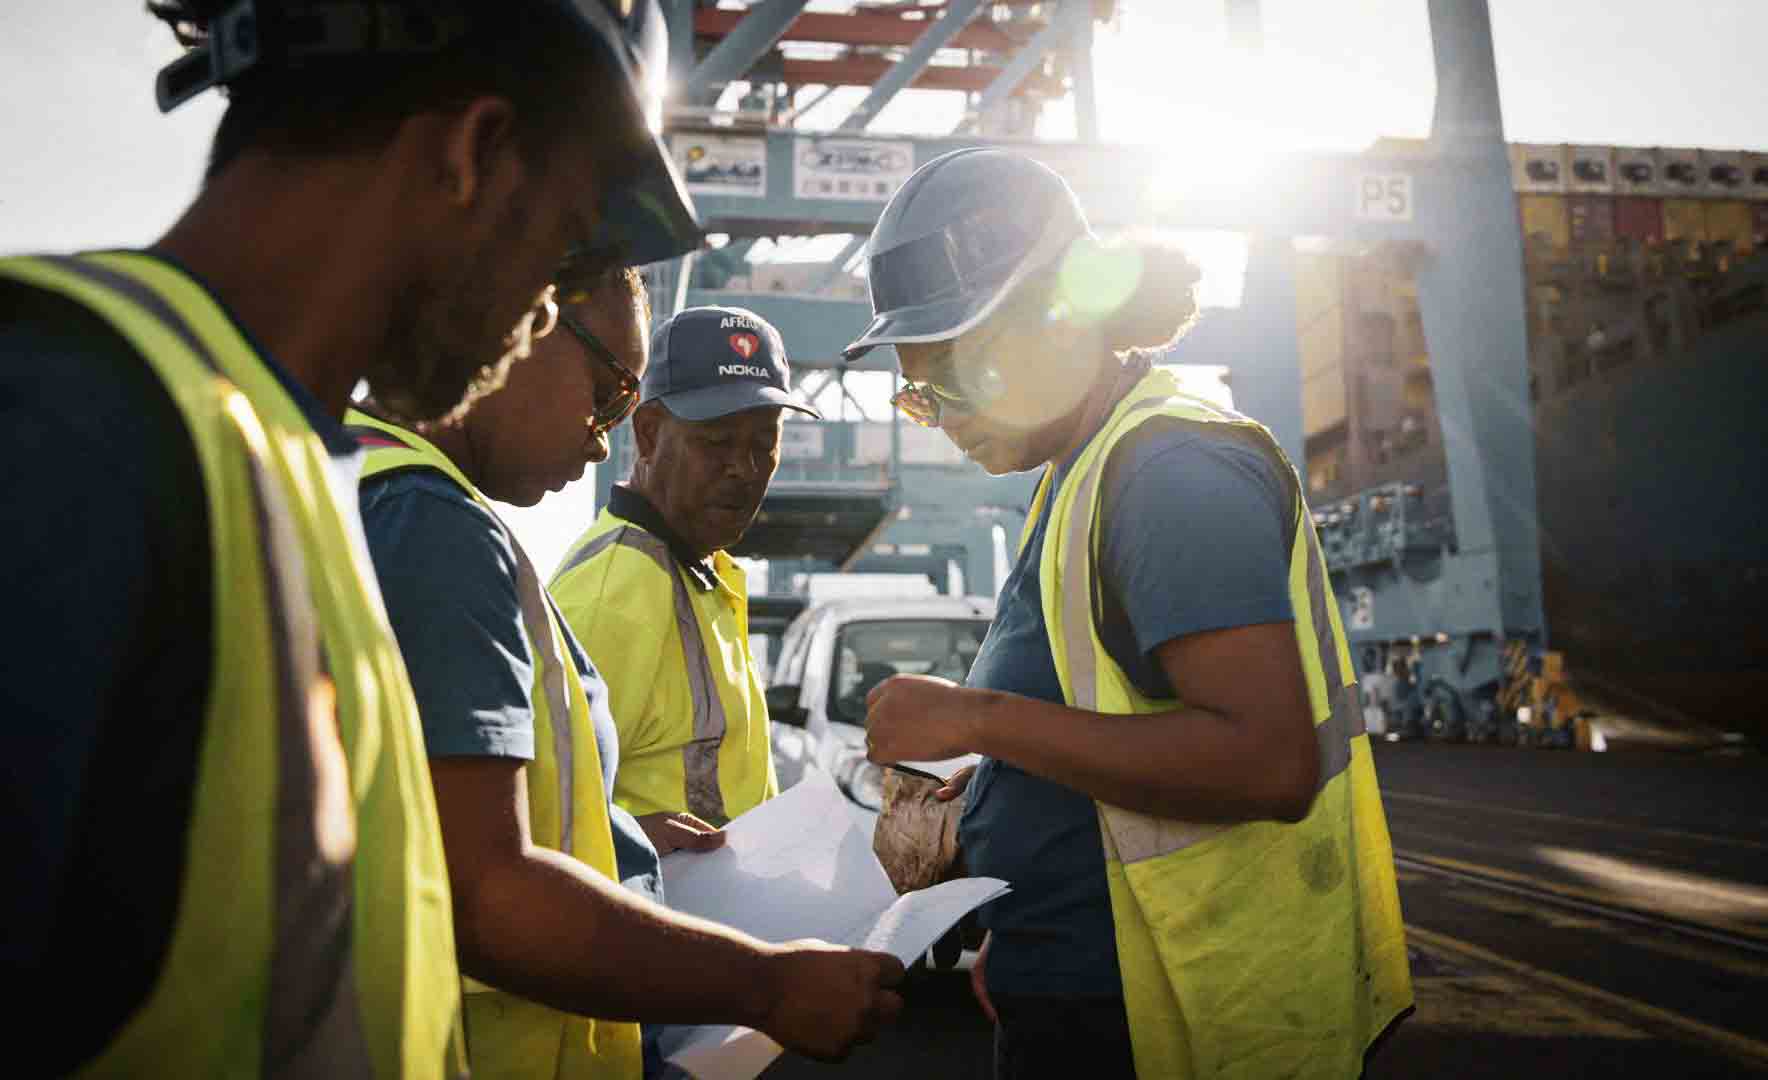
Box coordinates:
[558,311,642,436]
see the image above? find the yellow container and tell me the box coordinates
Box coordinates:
[1705,200,1755,253]
[1519,194,1569,249]
[1662,198,1709,243]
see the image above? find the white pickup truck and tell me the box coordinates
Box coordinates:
[765,594,994,828]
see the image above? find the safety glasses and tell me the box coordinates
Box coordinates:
[559,311,642,435]
[891,377,986,428]
[889,322,1013,427]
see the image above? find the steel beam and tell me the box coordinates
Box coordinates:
[779,82,842,126]
[694,7,1017,51]
[839,0,987,131]
[665,0,695,92]
[1069,0,1097,141]
[667,123,1455,241]
[1412,0,1541,638]
[685,0,812,103]
[779,57,1060,95]
[807,234,869,294]
[952,0,1089,134]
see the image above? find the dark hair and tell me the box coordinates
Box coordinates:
[1099,243,1204,357]
[561,264,651,325]
[146,1,628,181]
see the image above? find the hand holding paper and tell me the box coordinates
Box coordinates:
[656,771,1009,1079]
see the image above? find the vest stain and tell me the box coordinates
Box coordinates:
[1300,836,1347,895]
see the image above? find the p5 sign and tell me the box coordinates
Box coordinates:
[1356,174,1414,222]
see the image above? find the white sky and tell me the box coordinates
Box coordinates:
[3,0,1764,570]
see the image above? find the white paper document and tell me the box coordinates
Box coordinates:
[654,771,1009,1080]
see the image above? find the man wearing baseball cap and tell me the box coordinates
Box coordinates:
[552,306,818,830]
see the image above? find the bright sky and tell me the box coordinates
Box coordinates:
[3,0,1764,570]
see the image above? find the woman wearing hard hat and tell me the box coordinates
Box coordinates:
[854,148,1412,1080]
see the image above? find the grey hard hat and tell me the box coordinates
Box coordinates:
[842,148,1093,361]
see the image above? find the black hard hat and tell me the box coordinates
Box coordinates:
[155,0,701,266]
[842,148,1092,362]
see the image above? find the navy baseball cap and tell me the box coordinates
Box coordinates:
[642,306,822,421]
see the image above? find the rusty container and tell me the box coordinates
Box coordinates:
[1567,195,1615,247]
[1613,196,1664,244]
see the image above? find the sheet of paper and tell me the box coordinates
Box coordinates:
[656,771,1008,1080]
[660,769,897,945]
[657,1025,780,1080]
[859,877,1011,965]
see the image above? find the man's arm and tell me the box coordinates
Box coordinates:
[362,484,903,1059]
[432,757,902,1059]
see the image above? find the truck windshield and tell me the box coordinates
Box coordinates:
[828,619,990,726]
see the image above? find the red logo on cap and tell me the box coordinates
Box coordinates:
[729,333,760,359]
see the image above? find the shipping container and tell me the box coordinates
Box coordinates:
[1745,152,1768,202]
[1613,196,1665,244]
[1705,201,1755,254]
[1662,198,1709,243]
[1700,150,1749,196]
[1295,253,1347,438]
[1512,143,1567,193]
[1567,146,1614,193]
[1659,148,1703,195]
[1567,195,1615,246]
[1519,194,1569,249]
[1613,147,1662,195]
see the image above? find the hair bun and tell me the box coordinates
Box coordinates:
[1101,243,1202,354]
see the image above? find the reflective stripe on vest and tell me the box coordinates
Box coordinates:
[557,526,730,824]
[350,415,642,1080]
[4,253,466,1078]
[1043,391,1367,863]
[39,255,372,1075]
[351,421,577,856]
[1032,367,1413,1078]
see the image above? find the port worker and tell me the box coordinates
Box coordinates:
[551,305,819,826]
[351,272,902,1078]
[0,1,698,1074]
[851,149,1413,1079]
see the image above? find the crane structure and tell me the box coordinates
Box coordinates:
[598,0,1542,735]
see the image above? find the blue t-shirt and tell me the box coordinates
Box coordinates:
[360,469,662,901]
[958,418,1296,997]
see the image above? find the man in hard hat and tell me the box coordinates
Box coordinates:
[0,2,697,1074]
[351,269,903,1078]
[552,306,818,827]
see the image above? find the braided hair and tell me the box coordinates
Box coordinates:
[143,1,629,181]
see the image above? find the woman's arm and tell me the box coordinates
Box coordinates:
[865,618,1319,824]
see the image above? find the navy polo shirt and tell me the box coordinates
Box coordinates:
[360,469,663,900]
[958,417,1296,998]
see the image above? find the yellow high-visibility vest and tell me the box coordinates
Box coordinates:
[1,253,466,1078]
[551,507,777,825]
[1029,367,1413,1078]
[351,413,643,1080]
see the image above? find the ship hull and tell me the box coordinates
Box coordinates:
[1534,311,1768,738]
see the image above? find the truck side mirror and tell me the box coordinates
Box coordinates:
[766,684,808,727]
